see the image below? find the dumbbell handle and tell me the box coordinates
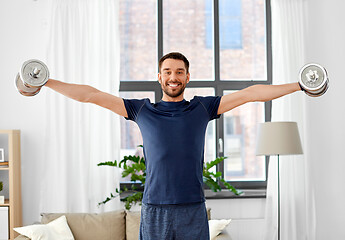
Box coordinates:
[32,67,41,77]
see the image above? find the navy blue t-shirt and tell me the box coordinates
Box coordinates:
[123,96,222,204]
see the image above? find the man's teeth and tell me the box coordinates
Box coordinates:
[169,84,178,87]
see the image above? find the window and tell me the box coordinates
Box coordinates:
[206,0,243,49]
[223,91,266,181]
[119,0,272,190]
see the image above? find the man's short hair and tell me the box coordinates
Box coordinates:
[158,52,190,73]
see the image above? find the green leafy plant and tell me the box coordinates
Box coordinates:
[202,156,242,195]
[98,154,146,210]
[98,147,242,210]
[0,181,3,192]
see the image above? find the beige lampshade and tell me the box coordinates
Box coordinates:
[256,122,303,156]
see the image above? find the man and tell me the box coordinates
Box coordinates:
[45,52,302,239]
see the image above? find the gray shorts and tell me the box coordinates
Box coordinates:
[139,202,209,240]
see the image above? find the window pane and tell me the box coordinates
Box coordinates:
[184,88,216,163]
[163,0,214,81]
[223,91,265,181]
[119,0,157,81]
[219,0,267,80]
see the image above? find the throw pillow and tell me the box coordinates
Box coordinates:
[208,219,231,240]
[14,215,74,240]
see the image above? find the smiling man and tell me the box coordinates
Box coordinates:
[44,52,302,240]
[158,54,190,101]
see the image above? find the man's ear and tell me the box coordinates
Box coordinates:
[158,73,162,84]
[186,73,190,84]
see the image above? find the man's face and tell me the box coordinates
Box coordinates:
[158,58,190,101]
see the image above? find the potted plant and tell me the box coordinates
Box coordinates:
[98,146,242,210]
[0,181,4,204]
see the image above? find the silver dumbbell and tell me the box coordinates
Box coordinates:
[15,59,49,96]
[299,63,329,97]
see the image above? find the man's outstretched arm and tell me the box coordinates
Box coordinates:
[218,82,302,115]
[45,79,128,118]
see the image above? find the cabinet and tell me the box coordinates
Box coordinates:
[0,130,22,240]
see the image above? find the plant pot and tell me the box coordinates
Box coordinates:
[0,196,4,204]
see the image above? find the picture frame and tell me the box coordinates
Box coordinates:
[0,149,4,162]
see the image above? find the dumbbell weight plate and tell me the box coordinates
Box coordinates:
[19,59,49,87]
[15,73,41,96]
[304,83,329,97]
[299,63,329,97]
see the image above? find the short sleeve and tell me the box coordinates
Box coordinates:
[123,98,147,121]
[196,96,222,120]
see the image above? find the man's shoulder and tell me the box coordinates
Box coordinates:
[123,98,151,106]
[191,95,221,103]
[123,98,152,120]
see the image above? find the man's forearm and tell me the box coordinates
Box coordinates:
[218,82,302,114]
[44,79,100,102]
[248,82,301,102]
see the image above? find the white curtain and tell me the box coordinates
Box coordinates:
[263,0,316,239]
[40,0,121,213]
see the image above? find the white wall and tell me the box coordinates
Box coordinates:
[304,0,345,239]
[0,0,51,225]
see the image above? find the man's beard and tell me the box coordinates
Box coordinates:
[161,84,186,98]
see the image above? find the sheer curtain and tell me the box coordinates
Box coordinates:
[40,0,121,213]
[263,0,316,239]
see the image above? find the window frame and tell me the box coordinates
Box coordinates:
[119,0,272,191]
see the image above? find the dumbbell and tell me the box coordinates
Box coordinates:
[15,59,49,96]
[299,63,329,97]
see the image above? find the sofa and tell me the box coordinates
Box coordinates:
[14,209,231,240]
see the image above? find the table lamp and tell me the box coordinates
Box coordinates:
[256,122,303,240]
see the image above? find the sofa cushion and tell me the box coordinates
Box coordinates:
[41,210,126,240]
[125,211,140,240]
[206,207,211,220]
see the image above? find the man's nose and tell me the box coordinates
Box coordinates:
[170,72,178,81]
